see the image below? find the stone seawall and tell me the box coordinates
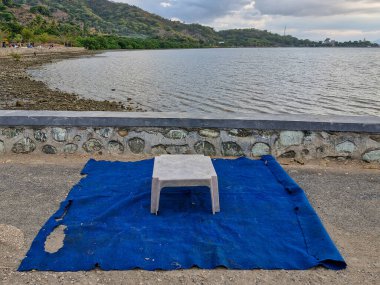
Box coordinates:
[0,111,379,163]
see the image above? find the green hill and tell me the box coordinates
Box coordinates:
[1,0,221,46]
[1,0,378,49]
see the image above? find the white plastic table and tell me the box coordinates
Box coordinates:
[151,155,220,215]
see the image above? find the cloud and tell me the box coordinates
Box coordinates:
[254,0,380,17]
[160,2,171,8]
[114,0,380,41]
[118,0,254,22]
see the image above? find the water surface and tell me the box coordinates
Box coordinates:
[28,48,380,115]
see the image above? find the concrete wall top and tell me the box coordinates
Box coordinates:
[0,110,379,133]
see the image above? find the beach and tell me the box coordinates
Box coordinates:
[0,47,144,111]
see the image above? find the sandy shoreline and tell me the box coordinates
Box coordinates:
[0,46,85,58]
[0,47,145,111]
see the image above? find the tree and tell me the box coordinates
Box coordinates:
[30,5,51,17]
[0,29,9,42]
[3,0,14,8]
[21,27,33,42]
[13,33,22,43]
[36,32,50,43]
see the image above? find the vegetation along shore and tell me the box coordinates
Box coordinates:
[0,47,145,111]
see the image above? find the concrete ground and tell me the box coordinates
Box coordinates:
[0,155,379,285]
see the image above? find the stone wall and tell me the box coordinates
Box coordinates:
[1,126,380,163]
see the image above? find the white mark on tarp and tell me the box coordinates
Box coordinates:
[44,225,67,253]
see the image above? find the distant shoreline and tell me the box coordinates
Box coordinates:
[1,45,378,59]
[0,47,145,112]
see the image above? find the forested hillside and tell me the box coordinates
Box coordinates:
[0,0,378,49]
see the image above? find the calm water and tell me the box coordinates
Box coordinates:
[28,48,380,115]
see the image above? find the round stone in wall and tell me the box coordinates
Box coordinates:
[199,129,220,138]
[363,149,380,162]
[1,128,23,138]
[251,142,270,157]
[335,141,357,153]
[117,129,129,137]
[52,128,67,142]
[222,142,244,156]
[165,145,190,154]
[12,138,36,154]
[164,130,188,140]
[34,130,48,142]
[151,145,167,155]
[42,145,57,154]
[228,129,252,137]
[73,135,82,142]
[83,139,103,153]
[128,138,145,154]
[96,128,113,138]
[64,143,78,154]
[108,141,124,154]
[279,131,304,146]
[194,141,216,156]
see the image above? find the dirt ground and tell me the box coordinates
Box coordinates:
[0,155,379,284]
[0,47,144,112]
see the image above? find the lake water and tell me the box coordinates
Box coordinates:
[28,48,380,115]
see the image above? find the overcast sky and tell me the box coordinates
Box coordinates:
[114,0,380,42]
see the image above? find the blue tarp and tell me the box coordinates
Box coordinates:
[19,156,346,271]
